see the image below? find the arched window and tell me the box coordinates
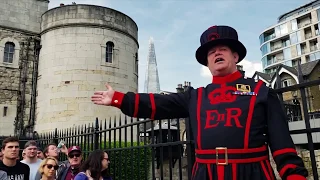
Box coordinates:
[4,42,15,63]
[106,41,114,63]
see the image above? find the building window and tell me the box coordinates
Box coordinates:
[283,48,291,60]
[282,79,292,87]
[106,41,114,63]
[291,19,298,31]
[3,106,8,117]
[296,44,302,56]
[290,31,301,44]
[3,42,15,63]
[135,52,138,73]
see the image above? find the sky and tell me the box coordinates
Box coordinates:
[48,0,311,93]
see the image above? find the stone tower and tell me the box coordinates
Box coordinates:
[144,37,161,93]
[35,4,139,133]
[0,0,49,136]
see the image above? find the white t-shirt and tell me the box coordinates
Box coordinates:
[21,159,43,180]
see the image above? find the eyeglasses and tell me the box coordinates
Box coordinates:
[103,158,110,161]
[68,154,81,158]
[45,164,59,170]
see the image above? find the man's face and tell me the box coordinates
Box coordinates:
[207,45,238,76]
[46,145,58,158]
[68,151,82,167]
[25,145,37,158]
[37,151,45,159]
[2,142,19,160]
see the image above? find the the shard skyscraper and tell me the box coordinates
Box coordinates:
[144,37,161,93]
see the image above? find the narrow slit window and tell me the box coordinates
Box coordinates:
[3,106,8,117]
[135,52,138,73]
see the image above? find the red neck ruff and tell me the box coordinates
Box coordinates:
[212,71,242,84]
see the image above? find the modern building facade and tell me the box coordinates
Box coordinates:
[259,0,320,74]
[144,37,161,94]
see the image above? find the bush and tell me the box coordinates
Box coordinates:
[81,141,152,180]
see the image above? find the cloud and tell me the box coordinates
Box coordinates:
[238,59,263,77]
[200,59,263,79]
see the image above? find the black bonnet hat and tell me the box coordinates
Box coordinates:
[195,25,247,66]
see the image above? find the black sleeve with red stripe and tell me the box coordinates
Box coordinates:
[110,89,191,119]
[266,89,308,180]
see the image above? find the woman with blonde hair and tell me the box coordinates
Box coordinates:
[38,157,59,180]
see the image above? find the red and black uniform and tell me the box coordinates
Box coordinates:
[110,71,308,180]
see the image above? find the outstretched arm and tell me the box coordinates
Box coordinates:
[267,89,308,180]
[91,84,191,120]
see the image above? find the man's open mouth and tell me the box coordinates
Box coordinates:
[215,58,224,63]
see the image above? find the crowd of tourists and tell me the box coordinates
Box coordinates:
[0,137,111,180]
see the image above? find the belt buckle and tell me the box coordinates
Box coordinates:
[216,147,228,165]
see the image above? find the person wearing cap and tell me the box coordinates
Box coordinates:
[57,146,83,180]
[91,25,308,180]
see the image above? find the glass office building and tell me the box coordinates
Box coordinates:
[259,0,320,74]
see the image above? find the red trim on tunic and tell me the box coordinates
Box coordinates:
[212,70,243,84]
[272,148,297,158]
[207,164,213,180]
[149,93,156,119]
[265,160,275,180]
[260,161,271,180]
[232,164,237,180]
[287,174,306,180]
[244,80,264,148]
[133,94,139,117]
[279,164,297,177]
[197,88,203,149]
[217,165,224,180]
[196,145,267,154]
[196,155,268,164]
[192,162,197,179]
[111,91,125,108]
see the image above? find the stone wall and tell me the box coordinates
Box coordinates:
[0,0,48,33]
[0,28,39,136]
[35,4,139,136]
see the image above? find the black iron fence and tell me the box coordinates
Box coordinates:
[0,117,195,180]
[274,63,320,180]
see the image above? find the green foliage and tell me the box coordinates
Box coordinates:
[81,141,152,180]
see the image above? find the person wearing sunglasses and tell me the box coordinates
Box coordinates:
[57,146,83,180]
[74,150,112,180]
[39,157,59,180]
